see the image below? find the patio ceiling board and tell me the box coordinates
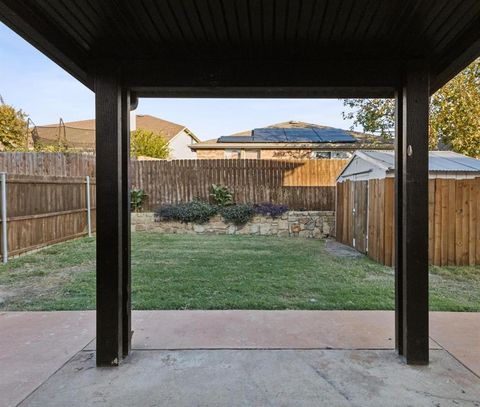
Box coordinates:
[1,0,480,96]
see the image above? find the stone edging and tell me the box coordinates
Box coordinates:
[132,211,335,239]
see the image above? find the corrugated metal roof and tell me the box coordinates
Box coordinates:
[359,150,480,172]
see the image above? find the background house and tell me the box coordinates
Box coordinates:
[33,114,200,159]
[190,121,392,159]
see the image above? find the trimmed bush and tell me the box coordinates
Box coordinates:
[155,200,217,224]
[253,202,288,218]
[220,204,255,225]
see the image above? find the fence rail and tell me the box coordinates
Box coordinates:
[131,159,348,211]
[1,174,96,257]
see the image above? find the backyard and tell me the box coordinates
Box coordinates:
[0,232,479,312]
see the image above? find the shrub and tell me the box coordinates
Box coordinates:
[220,204,255,225]
[210,184,233,206]
[253,203,289,218]
[131,188,148,212]
[155,200,217,224]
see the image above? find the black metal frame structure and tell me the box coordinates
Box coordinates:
[1,0,479,367]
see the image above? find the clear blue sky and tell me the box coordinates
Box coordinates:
[0,22,355,141]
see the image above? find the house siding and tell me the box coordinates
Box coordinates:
[169,130,197,159]
[196,148,353,160]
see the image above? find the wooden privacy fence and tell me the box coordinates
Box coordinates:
[0,174,96,258]
[336,178,480,266]
[131,159,348,210]
[0,152,95,177]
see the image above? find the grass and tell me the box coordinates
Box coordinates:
[0,232,479,311]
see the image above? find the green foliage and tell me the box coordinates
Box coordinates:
[342,98,395,140]
[220,204,255,225]
[131,188,148,212]
[0,96,30,151]
[34,141,70,153]
[430,60,480,158]
[210,184,233,206]
[131,128,170,159]
[341,58,480,157]
[155,200,217,224]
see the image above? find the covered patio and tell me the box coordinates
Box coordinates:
[1,0,480,403]
[2,310,480,406]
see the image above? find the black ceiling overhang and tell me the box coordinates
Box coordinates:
[1,0,479,98]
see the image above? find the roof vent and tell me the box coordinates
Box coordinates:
[289,120,300,124]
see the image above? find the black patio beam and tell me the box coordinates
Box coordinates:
[394,86,404,355]
[95,65,125,366]
[401,61,430,365]
[122,58,402,98]
[121,88,132,358]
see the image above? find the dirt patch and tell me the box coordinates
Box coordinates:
[0,264,92,309]
[325,240,364,258]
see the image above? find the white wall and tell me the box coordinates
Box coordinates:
[169,130,197,159]
[337,156,387,182]
[130,111,137,131]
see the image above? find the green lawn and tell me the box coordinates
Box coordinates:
[0,232,479,311]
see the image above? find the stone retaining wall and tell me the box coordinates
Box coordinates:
[132,211,335,239]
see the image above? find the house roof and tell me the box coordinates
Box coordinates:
[337,150,480,180]
[39,115,190,141]
[190,121,393,150]
[34,115,200,148]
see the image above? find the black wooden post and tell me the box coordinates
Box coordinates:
[401,62,430,365]
[394,87,403,355]
[95,67,124,366]
[121,88,132,358]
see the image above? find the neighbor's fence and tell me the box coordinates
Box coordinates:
[0,154,347,211]
[0,174,96,259]
[0,152,95,177]
[0,153,346,257]
[336,178,480,266]
[131,159,348,211]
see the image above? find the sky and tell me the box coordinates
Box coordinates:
[0,22,356,141]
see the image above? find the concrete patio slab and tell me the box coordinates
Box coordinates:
[19,349,480,407]
[87,310,402,350]
[0,312,94,407]
[1,311,479,407]
[430,312,480,377]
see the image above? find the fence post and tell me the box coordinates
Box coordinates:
[86,175,92,237]
[1,173,7,264]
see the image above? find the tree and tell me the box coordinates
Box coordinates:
[341,58,480,158]
[341,98,395,140]
[130,128,170,159]
[430,61,480,157]
[0,96,30,151]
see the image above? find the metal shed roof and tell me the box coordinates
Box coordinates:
[358,150,480,173]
